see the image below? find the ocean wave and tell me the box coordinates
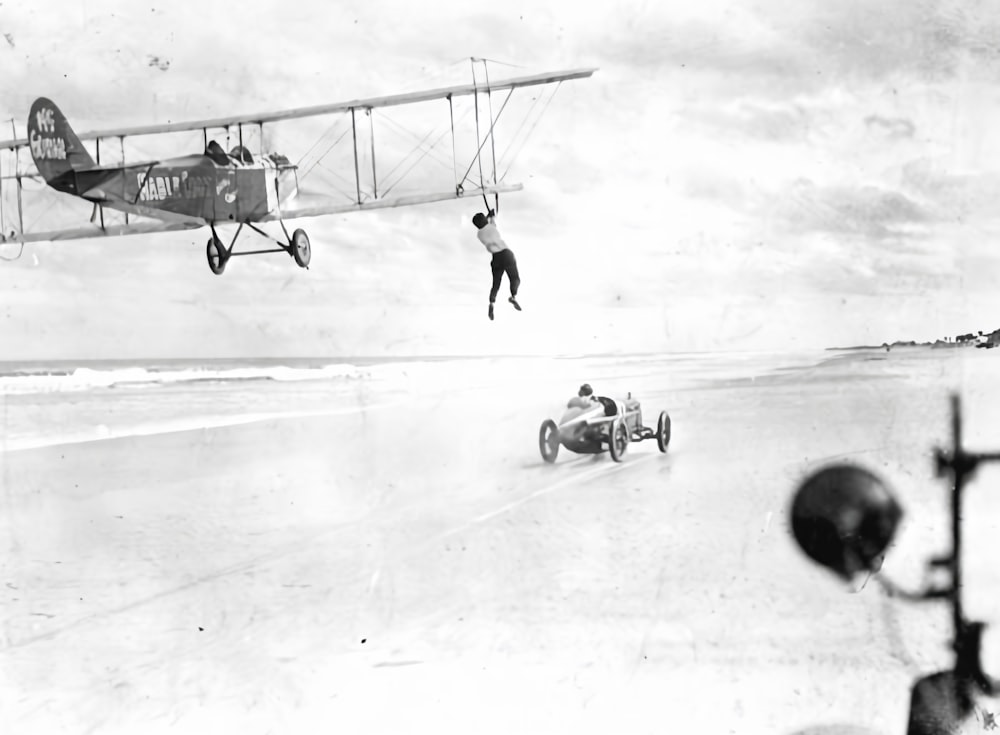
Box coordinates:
[0,362,369,395]
[0,352,830,397]
[0,400,408,453]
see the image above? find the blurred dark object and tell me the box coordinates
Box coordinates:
[790,465,902,581]
[788,395,1000,734]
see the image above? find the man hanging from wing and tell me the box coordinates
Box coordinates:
[472,208,521,321]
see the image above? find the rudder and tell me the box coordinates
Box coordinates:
[27,97,95,187]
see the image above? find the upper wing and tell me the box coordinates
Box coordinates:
[0,67,597,148]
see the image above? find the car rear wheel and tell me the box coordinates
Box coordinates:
[656,411,671,453]
[539,419,560,463]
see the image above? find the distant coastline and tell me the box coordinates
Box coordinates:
[829,327,1000,352]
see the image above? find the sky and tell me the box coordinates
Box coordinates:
[1,0,999,359]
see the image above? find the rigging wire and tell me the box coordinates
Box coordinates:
[457,88,515,189]
[296,117,350,170]
[298,124,354,180]
[381,121,462,197]
[298,99,476,201]
[494,91,545,172]
[481,59,500,213]
[470,58,487,198]
[499,82,562,181]
[463,57,524,69]
[377,111,456,171]
[307,160,364,202]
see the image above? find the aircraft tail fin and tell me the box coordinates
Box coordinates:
[27,98,95,188]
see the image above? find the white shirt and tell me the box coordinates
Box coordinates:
[476,221,508,254]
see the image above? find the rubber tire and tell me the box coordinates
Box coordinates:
[609,418,628,462]
[292,228,311,268]
[207,235,227,275]
[539,419,560,463]
[656,411,671,453]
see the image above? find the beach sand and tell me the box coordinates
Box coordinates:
[2,348,999,734]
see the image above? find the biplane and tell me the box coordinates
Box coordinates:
[0,63,595,274]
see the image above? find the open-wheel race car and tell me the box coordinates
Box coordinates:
[538,389,671,463]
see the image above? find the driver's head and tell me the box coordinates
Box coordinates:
[472,212,489,229]
[578,383,593,397]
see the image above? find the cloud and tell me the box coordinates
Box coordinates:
[581,0,1000,105]
[680,101,812,143]
[864,115,915,139]
[901,158,1000,223]
[775,179,930,241]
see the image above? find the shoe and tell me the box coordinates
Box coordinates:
[508,297,522,311]
[488,303,495,321]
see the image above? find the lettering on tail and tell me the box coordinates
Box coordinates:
[29,107,67,160]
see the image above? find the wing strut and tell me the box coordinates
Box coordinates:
[0,135,5,238]
[9,120,26,244]
[367,110,376,199]
[16,154,25,241]
[0,138,27,258]
[119,137,129,225]
[448,94,459,193]
[0,145,19,260]
[94,139,104,230]
[351,108,362,205]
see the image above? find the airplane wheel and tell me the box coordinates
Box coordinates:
[292,228,311,268]
[656,411,671,453]
[539,419,560,463]
[206,235,227,275]
[609,418,629,462]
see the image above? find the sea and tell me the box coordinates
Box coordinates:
[0,350,838,453]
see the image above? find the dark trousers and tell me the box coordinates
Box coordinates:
[489,249,520,303]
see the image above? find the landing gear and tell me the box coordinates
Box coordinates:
[291,228,311,269]
[206,234,228,275]
[203,222,313,275]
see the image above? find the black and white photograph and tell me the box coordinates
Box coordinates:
[2,1,999,733]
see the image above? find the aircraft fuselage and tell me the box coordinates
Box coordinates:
[50,153,295,224]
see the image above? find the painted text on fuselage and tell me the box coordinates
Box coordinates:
[137,172,215,202]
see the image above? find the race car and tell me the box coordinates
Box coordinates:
[538,391,671,463]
